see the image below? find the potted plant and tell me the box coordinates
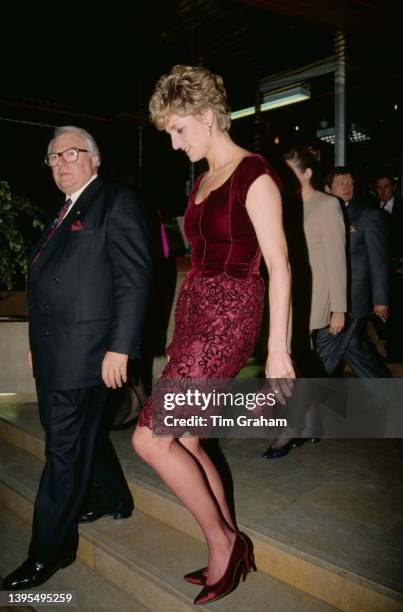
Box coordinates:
[0,180,45,292]
[0,181,45,391]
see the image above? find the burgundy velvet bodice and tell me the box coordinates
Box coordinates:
[184,154,278,279]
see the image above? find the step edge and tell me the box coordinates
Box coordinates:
[0,419,385,589]
[2,421,403,607]
[0,482,200,612]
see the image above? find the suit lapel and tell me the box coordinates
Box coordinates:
[29,178,103,275]
[346,200,360,224]
[70,177,103,221]
[29,199,66,267]
[391,197,401,221]
[29,213,72,278]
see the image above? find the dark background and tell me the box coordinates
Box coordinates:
[1,0,402,216]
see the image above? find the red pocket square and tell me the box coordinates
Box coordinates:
[71,220,85,231]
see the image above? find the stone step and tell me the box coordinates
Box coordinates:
[0,505,151,612]
[1,407,402,612]
[0,439,342,612]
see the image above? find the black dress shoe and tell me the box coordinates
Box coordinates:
[2,554,75,590]
[262,439,299,459]
[262,437,320,459]
[79,508,132,523]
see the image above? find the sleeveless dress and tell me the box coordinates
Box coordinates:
[138,154,279,430]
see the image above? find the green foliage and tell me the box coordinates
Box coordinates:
[0,181,45,290]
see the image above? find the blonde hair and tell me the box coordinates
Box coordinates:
[149,65,231,131]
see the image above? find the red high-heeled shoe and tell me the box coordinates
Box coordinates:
[184,531,256,586]
[193,533,249,605]
[184,567,206,585]
[239,531,257,573]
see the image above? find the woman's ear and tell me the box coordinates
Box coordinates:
[202,109,214,128]
[305,168,313,180]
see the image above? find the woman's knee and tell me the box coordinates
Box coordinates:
[179,436,203,457]
[132,426,172,461]
[132,425,150,459]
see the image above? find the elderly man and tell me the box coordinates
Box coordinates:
[3,126,151,589]
[317,167,390,377]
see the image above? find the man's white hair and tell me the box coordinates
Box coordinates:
[48,125,101,168]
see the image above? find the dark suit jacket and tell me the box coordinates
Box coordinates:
[28,177,151,390]
[346,201,389,317]
[378,197,403,262]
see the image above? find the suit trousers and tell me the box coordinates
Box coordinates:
[385,273,403,360]
[28,384,133,563]
[312,317,391,378]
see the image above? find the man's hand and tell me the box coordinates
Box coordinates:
[329,312,345,335]
[27,349,32,369]
[102,351,128,388]
[373,304,389,322]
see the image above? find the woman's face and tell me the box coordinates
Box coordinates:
[165,113,210,162]
[285,158,311,187]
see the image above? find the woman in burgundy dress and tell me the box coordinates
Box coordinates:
[132,65,295,605]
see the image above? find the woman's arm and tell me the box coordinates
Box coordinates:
[246,174,295,381]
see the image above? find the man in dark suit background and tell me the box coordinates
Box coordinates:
[3,126,151,589]
[313,167,390,377]
[375,173,403,362]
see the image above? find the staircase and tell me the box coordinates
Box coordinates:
[0,399,402,612]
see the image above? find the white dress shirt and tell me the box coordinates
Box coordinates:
[62,174,98,220]
[380,197,394,214]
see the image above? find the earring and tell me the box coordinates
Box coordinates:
[207,124,212,136]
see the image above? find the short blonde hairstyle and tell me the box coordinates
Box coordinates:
[149,65,231,131]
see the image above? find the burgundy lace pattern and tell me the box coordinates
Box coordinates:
[138,272,264,430]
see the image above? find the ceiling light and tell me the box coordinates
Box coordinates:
[231,85,311,120]
[316,123,371,144]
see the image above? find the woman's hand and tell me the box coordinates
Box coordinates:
[329,312,345,335]
[265,350,295,404]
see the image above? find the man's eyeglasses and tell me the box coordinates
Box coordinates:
[45,147,89,167]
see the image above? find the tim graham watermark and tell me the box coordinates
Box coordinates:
[164,414,288,428]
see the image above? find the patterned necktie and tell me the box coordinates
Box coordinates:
[32,198,72,265]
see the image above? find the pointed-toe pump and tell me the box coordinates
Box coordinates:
[193,533,249,605]
[184,567,207,585]
[239,531,257,573]
[262,438,298,459]
[185,531,256,586]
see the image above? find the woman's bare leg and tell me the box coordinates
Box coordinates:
[179,436,236,531]
[132,426,235,584]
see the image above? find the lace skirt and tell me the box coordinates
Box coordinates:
[138,272,265,432]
